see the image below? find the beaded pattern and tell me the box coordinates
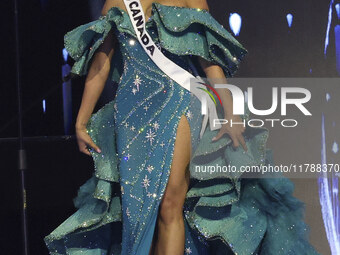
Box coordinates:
[44,3,321,255]
[63,2,248,84]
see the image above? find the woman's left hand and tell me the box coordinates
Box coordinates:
[212,114,248,152]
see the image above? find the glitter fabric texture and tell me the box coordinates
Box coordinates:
[44,3,320,255]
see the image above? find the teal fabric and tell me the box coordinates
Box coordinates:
[45,3,321,255]
[62,3,247,83]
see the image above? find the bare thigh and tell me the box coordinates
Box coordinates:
[148,113,192,255]
[161,113,192,210]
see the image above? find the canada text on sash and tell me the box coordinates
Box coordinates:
[126,0,155,56]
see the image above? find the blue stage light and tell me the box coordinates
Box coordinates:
[335,25,340,74]
[332,141,339,154]
[336,3,340,19]
[42,99,46,113]
[63,48,68,63]
[229,13,242,36]
[325,0,334,55]
[286,13,293,28]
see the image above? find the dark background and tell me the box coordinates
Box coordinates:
[1,0,339,254]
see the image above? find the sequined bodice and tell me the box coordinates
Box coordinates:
[104,3,209,81]
[113,27,191,87]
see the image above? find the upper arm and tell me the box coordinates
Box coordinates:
[186,0,210,11]
[197,56,225,79]
[99,0,118,55]
[185,1,226,77]
[90,0,117,72]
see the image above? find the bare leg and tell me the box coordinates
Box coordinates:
[148,114,192,255]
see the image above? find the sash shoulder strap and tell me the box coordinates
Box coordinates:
[122,0,221,138]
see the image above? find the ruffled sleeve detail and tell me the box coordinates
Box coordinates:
[63,3,247,82]
[63,8,127,83]
[150,3,248,77]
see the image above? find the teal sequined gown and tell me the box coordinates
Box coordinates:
[44,3,321,255]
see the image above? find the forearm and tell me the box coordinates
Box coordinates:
[212,78,234,118]
[75,62,110,129]
[198,57,234,118]
[75,29,115,129]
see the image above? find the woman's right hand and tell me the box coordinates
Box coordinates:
[76,125,101,156]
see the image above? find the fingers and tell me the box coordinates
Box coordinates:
[79,143,100,156]
[87,139,102,153]
[230,133,248,152]
[82,145,92,156]
[212,128,248,152]
[77,140,91,156]
[212,130,224,141]
[77,137,101,156]
[238,134,248,152]
[230,134,240,149]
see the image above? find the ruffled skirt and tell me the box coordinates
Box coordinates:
[44,92,320,254]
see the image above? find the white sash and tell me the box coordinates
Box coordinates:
[122,0,222,138]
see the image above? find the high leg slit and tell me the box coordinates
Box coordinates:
[44,3,320,255]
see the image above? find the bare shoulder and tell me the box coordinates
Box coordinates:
[185,0,209,11]
[101,0,121,16]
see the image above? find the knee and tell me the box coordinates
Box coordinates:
[158,186,185,224]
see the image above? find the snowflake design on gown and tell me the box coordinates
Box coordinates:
[146,165,154,173]
[145,129,156,145]
[133,75,142,91]
[141,175,151,190]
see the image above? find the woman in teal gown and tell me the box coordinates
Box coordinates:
[44,1,321,254]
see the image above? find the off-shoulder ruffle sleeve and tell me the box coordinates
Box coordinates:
[63,3,247,82]
[62,8,127,83]
[149,3,248,77]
